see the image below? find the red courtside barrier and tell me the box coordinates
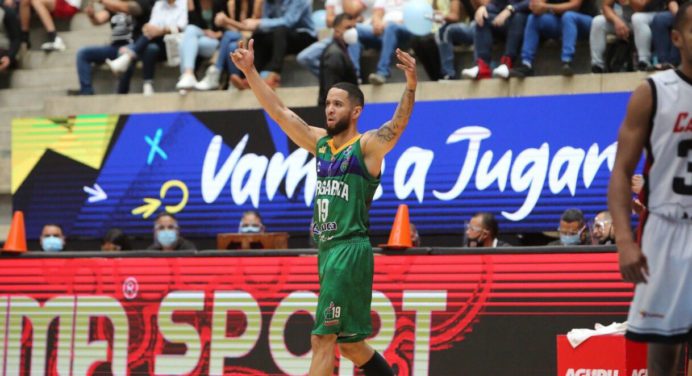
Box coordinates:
[0,250,632,375]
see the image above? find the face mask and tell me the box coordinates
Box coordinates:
[239,225,262,233]
[560,234,581,245]
[157,229,178,247]
[343,27,358,45]
[42,236,63,252]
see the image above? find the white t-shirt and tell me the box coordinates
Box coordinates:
[327,0,377,24]
[149,0,189,31]
[373,0,407,24]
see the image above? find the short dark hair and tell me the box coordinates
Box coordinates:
[561,208,585,225]
[330,82,364,108]
[102,228,132,250]
[154,212,177,223]
[242,210,263,223]
[674,1,692,31]
[474,212,499,238]
[333,13,353,28]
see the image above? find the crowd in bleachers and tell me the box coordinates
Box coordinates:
[0,0,686,96]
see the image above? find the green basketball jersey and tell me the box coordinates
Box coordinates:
[312,135,380,248]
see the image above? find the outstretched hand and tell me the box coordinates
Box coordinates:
[395,48,417,89]
[231,39,256,74]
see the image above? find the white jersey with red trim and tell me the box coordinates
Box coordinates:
[643,70,692,220]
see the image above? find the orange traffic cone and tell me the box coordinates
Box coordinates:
[3,211,27,253]
[380,204,412,249]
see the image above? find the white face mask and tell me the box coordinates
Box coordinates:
[342,27,358,45]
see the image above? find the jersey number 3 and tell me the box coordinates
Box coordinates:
[673,139,692,195]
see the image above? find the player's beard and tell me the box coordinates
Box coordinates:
[327,116,350,136]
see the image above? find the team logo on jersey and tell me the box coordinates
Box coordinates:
[319,146,327,154]
[324,301,341,326]
[340,159,349,173]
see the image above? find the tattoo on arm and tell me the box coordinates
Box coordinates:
[375,122,396,142]
[290,113,310,130]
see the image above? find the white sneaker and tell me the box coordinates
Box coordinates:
[176,73,198,90]
[143,82,155,96]
[195,66,221,91]
[106,53,132,75]
[368,73,386,85]
[41,36,66,52]
[492,64,510,79]
[461,66,479,79]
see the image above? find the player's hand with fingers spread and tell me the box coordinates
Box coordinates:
[395,48,417,90]
[618,240,649,284]
[231,39,255,74]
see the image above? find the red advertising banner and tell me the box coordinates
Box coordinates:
[0,252,633,375]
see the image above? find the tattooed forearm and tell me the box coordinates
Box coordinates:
[375,122,396,142]
[290,113,310,129]
[392,88,415,130]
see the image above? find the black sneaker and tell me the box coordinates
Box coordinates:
[591,65,605,74]
[561,62,574,76]
[509,63,533,78]
[637,61,651,71]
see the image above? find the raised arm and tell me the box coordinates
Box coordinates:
[607,81,653,284]
[361,49,417,176]
[231,39,326,153]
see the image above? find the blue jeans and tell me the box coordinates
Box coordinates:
[76,44,134,94]
[651,11,680,65]
[215,30,242,75]
[437,22,474,77]
[127,36,165,80]
[297,38,332,77]
[179,24,220,73]
[474,11,527,64]
[520,11,592,64]
[376,22,413,77]
[349,23,383,77]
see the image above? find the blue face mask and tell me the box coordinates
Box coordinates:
[41,236,64,252]
[239,225,262,233]
[157,230,178,247]
[560,234,581,245]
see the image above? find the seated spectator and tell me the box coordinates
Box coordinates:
[195,0,258,90]
[346,0,379,80]
[175,0,226,90]
[437,0,476,80]
[238,210,265,233]
[589,0,634,73]
[106,0,188,95]
[509,0,597,77]
[629,0,668,70]
[461,0,528,79]
[410,0,465,80]
[75,0,153,95]
[101,228,133,251]
[40,223,66,252]
[318,14,359,105]
[296,0,347,78]
[549,208,589,245]
[411,222,421,246]
[465,212,509,247]
[147,212,197,251]
[649,0,680,70]
[363,0,411,85]
[0,4,20,72]
[239,0,316,89]
[591,210,615,245]
[19,0,80,51]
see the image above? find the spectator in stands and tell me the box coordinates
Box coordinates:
[629,0,668,70]
[436,0,476,80]
[345,0,379,80]
[549,208,589,245]
[18,0,80,51]
[509,0,597,77]
[318,13,358,105]
[649,0,681,70]
[296,0,346,77]
[0,4,20,72]
[361,0,411,85]
[461,0,528,79]
[174,0,226,90]
[238,210,265,233]
[106,0,188,95]
[74,0,153,95]
[591,210,615,245]
[411,222,421,246]
[147,212,197,250]
[239,0,316,89]
[101,228,133,251]
[589,0,635,73]
[195,0,259,90]
[465,212,509,247]
[40,223,66,252]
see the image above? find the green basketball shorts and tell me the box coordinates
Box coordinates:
[312,238,374,343]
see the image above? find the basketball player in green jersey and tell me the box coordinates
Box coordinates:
[232,39,417,376]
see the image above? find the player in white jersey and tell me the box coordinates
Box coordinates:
[608,2,692,376]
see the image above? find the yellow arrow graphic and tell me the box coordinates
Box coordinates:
[161,180,189,213]
[131,198,162,218]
